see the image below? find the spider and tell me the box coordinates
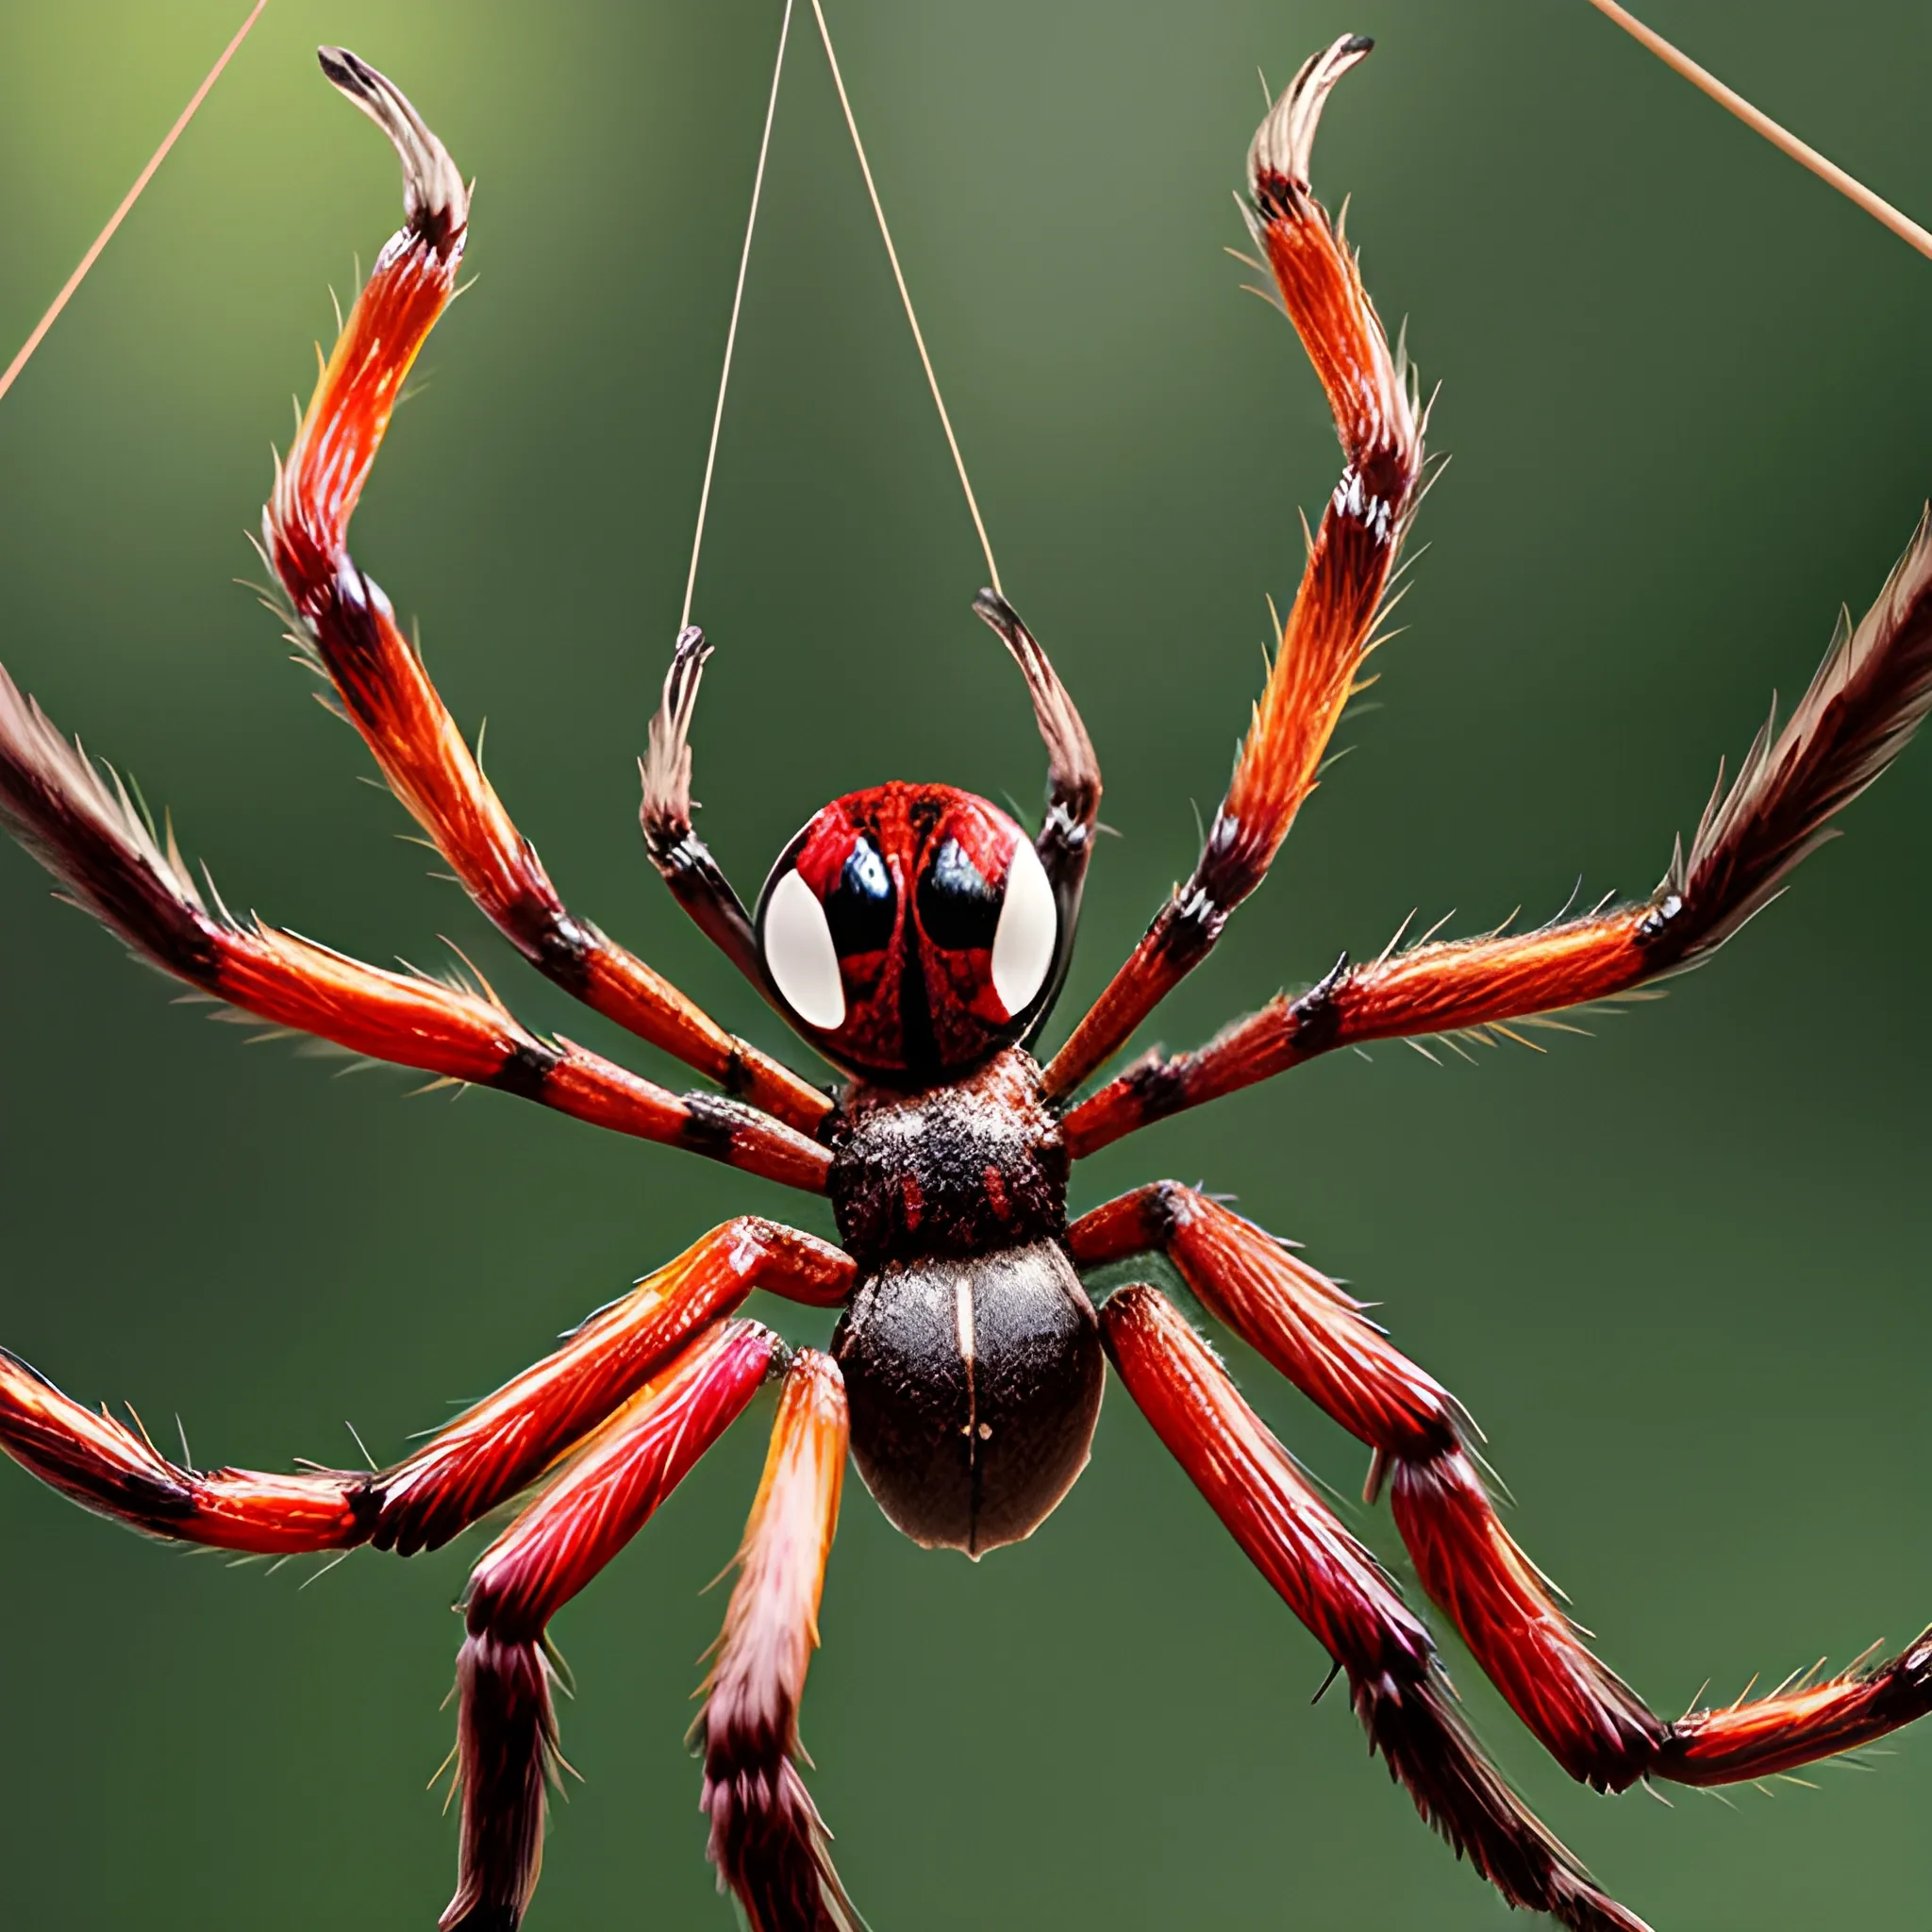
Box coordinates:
[2,31,1931,1932]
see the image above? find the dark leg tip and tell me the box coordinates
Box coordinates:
[316,45,370,95]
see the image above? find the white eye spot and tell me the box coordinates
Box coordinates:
[763,869,846,1030]
[991,837,1057,1019]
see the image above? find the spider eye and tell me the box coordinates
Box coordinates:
[824,836,895,956]
[761,868,846,1029]
[916,836,1000,950]
[916,831,1058,1021]
[990,835,1057,1016]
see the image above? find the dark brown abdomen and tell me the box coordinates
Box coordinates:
[832,1240,1103,1556]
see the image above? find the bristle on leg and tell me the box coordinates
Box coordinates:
[441,1633,560,1932]
[1043,33,1424,1101]
[316,47,469,253]
[0,659,832,1189]
[1358,1671,1653,1932]
[698,1350,860,1932]
[441,1321,779,1931]
[0,1347,368,1553]
[261,54,829,1132]
[1061,508,1932,1154]
[1079,1187,1932,1818]
[1100,1285,1653,1932]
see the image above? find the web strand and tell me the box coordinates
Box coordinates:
[682,0,797,633]
[1586,0,1932,262]
[0,0,273,411]
[807,0,1003,597]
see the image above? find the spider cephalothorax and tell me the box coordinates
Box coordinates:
[5,32,1932,1932]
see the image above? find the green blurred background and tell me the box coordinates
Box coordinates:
[1,2,1929,1925]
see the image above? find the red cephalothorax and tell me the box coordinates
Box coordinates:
[756,782,1059,1083]
[4,33,1932,1932]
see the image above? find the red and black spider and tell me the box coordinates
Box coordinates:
[3,36,1931,1932]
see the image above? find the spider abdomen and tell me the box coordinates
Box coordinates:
[833,1241,1103,1557]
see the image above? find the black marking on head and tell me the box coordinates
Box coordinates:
[824,836,896,957]
[894,944,939,1083]
[917,837,1000,951]
[905,793,947,844]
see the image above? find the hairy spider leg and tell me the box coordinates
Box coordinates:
[639,592,1101,1041]
[1100,1286,1649,1932]
[1074,1187,1932,1798]
[0,660,830,1189]
[697,1348,859,1932]
[0,1219,851,1557]
[1042,36,1424,1103]
[444,1320,781,1932]
[259,53,829,1136]
[376,1217,853,1554]
[0,1347,368,1554]
[1063,511,1932,1158]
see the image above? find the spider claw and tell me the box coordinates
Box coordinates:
[317,47,468,253]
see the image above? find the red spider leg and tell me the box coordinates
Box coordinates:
[1072,1185,1463,1465]
[0,1221,850,1559]
[0,665,830,1191]
[1063,509,1932,1158]
[1074,1187,1659,1789]
[1397,1446,1932,1791]
[1100,1286,1649,1932]
[1074,1186,1932,1794]
[697,1349,859,1932]
[444,1320,781,1932]
[1653,1646,1932,1784]
[260,53,829,1136]
[0,1347,367,1554]
[1042,36,1424,1104]
[375,1218,852,1554]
